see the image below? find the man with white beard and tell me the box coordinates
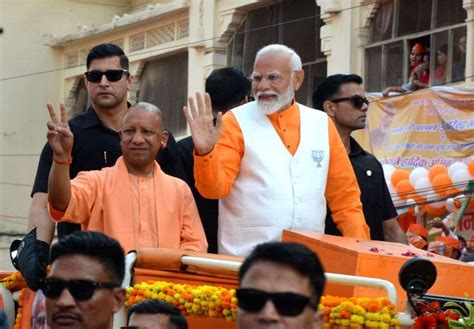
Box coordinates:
[184,44,370,256]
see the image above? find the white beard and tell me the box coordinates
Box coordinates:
[255,83,295,115]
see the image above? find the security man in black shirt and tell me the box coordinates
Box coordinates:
[11,43,186,291]
[312,74,407,243]
[177,67,251,253]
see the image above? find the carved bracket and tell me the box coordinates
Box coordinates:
[217,8,246,43]
[360,0,380,29]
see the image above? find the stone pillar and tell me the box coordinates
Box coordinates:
[187,0,207,97]
[318,0,357,75]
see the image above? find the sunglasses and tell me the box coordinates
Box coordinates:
[85,69,129,83]
[40,278,119,301]
[236,288,316,316]
[330,95,369,109]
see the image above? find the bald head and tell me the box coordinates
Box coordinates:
[255,44,302,71]
[119,102,169,175]
[123,102,164,132]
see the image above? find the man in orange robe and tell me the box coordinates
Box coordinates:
[47,102,207,253]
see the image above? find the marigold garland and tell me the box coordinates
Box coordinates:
[13,288,27,329]
[126,281,400,326]
[2,274,400,327]
[126,281,238,321]
[1,272,27,292]
[320,296,399,329]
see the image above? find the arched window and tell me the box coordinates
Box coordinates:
[226,0,326,107]
[69,78,90,118]
[365,0,467,92]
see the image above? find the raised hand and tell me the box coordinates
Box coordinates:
[46,103,73,160]
[182,92,223,155]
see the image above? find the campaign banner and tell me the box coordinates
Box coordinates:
[353,86,474,168]
[353,86,474,241]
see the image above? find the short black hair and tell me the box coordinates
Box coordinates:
[50,231,125,285]
[205,67,251,114]
[128,299,187,329]
[239,242,326,304]
[86,43,129,70]
[312,74,363,111]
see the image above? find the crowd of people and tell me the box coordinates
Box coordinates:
[382,36,467,97]
[6,41,472,328]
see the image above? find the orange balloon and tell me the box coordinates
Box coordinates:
[396,179,414,200]
[431,173,453,196]
[428,164,448,183]
[391,169,410,188]
[468,159,474,177]
[425,204,446,217]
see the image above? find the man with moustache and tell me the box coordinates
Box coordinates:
[184,44,369,256]
[42,231,126,329]
[236,242,325,329]
[312,74,407,243]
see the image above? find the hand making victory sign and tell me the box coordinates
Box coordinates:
[182,92,223,155]
[46,102,74,163]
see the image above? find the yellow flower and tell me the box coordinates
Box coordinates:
[366,312,381,321]
[353,305,366,316]
[365,320,379,328]
[350,314,365,324]
[380,313,392,323]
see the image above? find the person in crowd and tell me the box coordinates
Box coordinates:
[429,217,457,239]
[428,236,462,259]
[177,67,251,254]
[383,43,429,97]
[406,223,428,250]
[236,242,325,329]
[13,43,186,291]
[184,44,369,256]
[312,74,407,243]
[434,45,448,86]
[47,102,207,253]
[43,231,126,329]
[428,217,469,258]
[453,36,467,81]
[127,299,188,329]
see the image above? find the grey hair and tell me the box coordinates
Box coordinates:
[123,102,164,128]
[255,44,302,71]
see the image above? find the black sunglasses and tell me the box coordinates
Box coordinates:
[330,95,369,109]
[40,278,119,301]
[85,69,129,83]
[236,288,316,316]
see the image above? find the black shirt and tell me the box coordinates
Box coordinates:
[32,106,187,238]
[325,137,397,241]
[176,136,218,253]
